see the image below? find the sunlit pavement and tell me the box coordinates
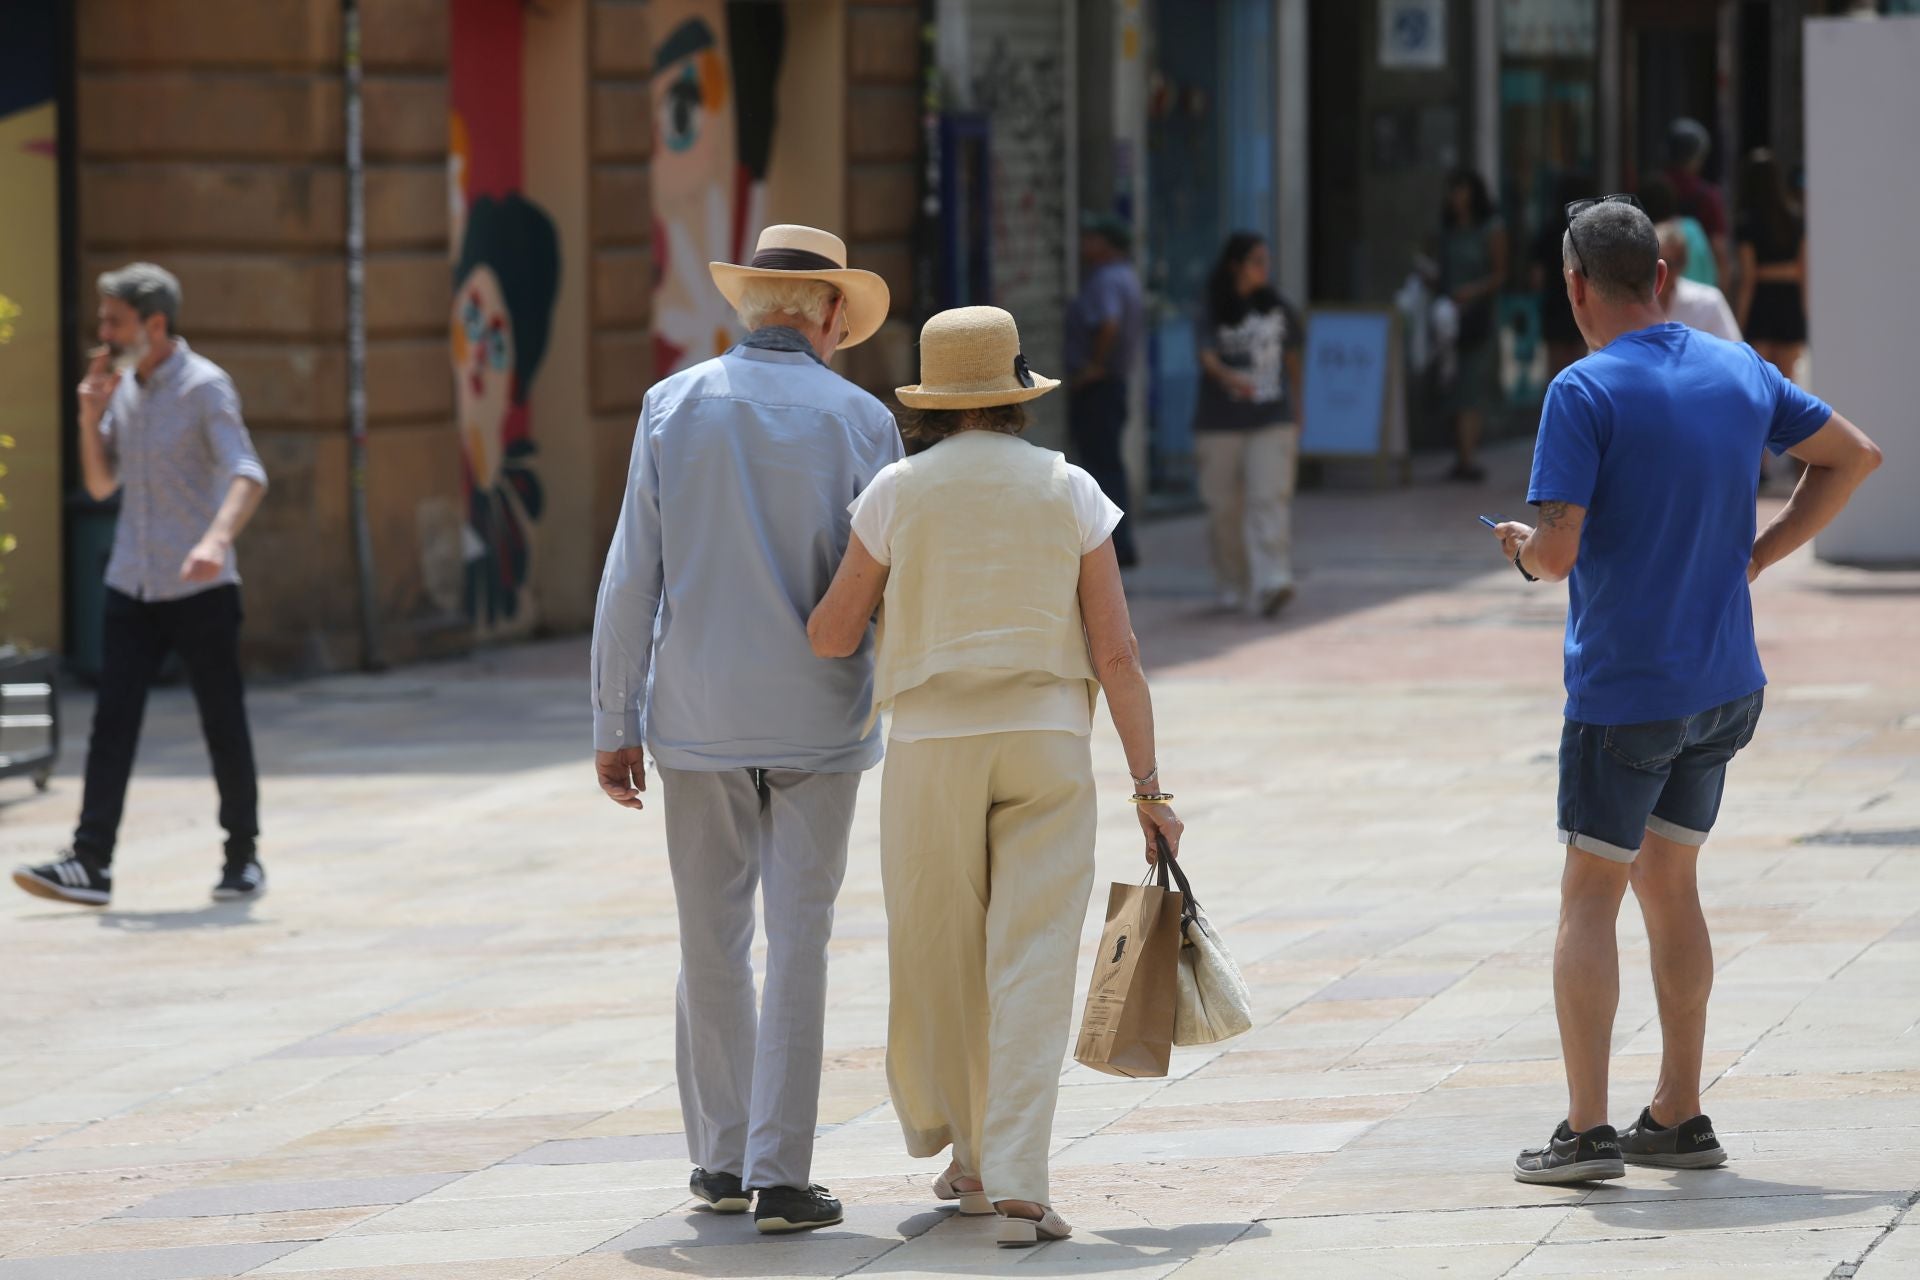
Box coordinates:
[4,440,1918,1278]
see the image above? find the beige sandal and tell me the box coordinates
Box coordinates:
[932,1167,993,1216]
[995,1206,1072,1247]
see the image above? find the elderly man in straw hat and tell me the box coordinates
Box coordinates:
[590,225,900,1234]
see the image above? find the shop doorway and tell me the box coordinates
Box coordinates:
[1144,0,1278,501]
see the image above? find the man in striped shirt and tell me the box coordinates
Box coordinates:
[13,264,269,907]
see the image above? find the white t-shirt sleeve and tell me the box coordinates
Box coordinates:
[847,463,901,566]
[1066,464,1125,555]
[1706,288,1742,343]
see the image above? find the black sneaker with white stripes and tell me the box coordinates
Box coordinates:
[12,854,112,906]
[213,860,268,902]
[1513,1121,1626,1184]
[1619,1106,1728,1169]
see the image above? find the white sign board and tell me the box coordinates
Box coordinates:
[1806,17,1920,564]
[1380,0,1448,69]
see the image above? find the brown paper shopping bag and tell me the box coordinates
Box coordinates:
[1072,871,1184,1078]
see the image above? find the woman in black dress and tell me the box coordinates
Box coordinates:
[1735,150,1807,382]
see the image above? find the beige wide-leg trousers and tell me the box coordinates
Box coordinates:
[880,731,1097,1207]
[1196,422,1299,598]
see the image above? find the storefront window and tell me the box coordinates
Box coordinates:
[1497,0,1597,402]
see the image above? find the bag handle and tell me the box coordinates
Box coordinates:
[1151,834,1201,932]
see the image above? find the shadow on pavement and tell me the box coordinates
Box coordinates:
[1123,444,1548,672]
[614,1211,1249,1276]
[96,902,266,932]
[1578,1173,1901,1232]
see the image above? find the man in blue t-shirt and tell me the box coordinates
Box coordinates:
[1491,198,1880,1186]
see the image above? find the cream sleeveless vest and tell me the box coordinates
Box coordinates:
[873,431,1097,713]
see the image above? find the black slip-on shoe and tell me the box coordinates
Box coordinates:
[212,860,268,903]
[754,1184,842,1234]
[12,854,111,906]
[1619,1106,1728,1169]
[1514,1121,1627,1184]
[689,1167,750,1213]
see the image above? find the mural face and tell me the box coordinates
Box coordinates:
[449,0,560,630]
[650,0,786,376]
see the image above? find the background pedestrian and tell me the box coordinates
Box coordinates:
[1194,232,1305,616]
[13,264,268,907]
[1434,169,1507,483]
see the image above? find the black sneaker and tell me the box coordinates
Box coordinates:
[754,1184,842,1234]
[689,1167,750,1213]
[212,860,267,903]
[1514,1121,1626,1184]
[12,854,112,906]
[1619,1106,1728,1169]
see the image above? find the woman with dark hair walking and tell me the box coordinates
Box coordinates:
[1735,149,1808,384]
[1194,232,1304,615]
[1435,169,1507,483]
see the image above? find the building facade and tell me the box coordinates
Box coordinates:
[8,0,920,673]
[5,0,1899,672]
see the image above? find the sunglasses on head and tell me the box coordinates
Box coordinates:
[1564,193,1642,277]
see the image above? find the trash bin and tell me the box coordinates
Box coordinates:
[65,490,118,683]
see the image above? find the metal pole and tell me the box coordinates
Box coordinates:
[342,0,385,670]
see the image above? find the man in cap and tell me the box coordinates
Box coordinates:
[1663,118,1731,289]
[590,225,900,1234]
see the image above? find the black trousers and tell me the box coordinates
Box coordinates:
[74,585,259,868]
[1067,377,1138,565]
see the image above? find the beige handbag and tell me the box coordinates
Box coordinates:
[1156,845,1254,1047]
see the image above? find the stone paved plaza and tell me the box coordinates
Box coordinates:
[3,444,1918,1279]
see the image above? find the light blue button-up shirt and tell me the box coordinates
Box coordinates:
[590,330,904,771]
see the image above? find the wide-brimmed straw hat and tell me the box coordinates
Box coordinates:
[896,306,1060,409]
[709,224,891,349]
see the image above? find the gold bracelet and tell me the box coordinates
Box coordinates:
[1128,792,1175,805]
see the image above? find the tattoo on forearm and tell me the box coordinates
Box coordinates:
[1538,501,1570,530]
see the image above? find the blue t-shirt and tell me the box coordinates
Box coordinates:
[1528,323,1831,725]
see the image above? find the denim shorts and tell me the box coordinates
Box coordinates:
[1557,689,1764,862]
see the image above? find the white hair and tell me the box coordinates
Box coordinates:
[734,278,841,333]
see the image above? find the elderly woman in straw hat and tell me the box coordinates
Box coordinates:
[809,306,1184,1248]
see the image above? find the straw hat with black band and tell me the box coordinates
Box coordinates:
[709,225,891,350]
[896,306,1061,410]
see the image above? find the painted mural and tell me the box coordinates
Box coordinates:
[449,0,561,630]
[650,0,787,376]
[0,0,63,646]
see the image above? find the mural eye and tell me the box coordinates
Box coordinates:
[664,65,703,153]
[490,331,509,371]
[464,298,484,341]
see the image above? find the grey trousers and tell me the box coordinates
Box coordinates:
[658,765,860,1190]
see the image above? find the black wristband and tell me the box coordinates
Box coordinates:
[1513,547,1539,583]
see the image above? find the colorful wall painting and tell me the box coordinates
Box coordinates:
[650,0,787,376]
[449,0,561,629]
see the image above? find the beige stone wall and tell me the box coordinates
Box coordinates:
[71,0,912,670]
[587,0,654,563]
[840,0,923,400]
[75,0,463,672]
